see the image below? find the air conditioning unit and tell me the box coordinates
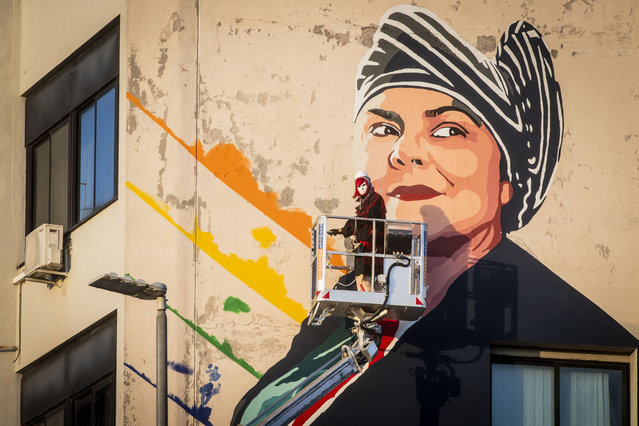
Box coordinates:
[25,223,64,279]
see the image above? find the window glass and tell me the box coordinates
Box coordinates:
[560,366,623,426]
[492,363,553,426]
[33,139,51,229]
[79,105,96,221]
[50,123,69,229]
[44,406,64,426]
[95,87,116,208]
[73,392,92,426]
[93,379,114,426]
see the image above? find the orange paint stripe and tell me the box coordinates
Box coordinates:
[127,92,345,271]
[126,92,192,152]
[197,142,313,246]
[126,92,312,246]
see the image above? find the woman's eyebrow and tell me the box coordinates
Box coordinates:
[425,105,481,127]
[367,108,405,132]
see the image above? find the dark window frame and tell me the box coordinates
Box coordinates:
[24,403,64,426]
[69,373,115,426]
[26,79,118,235]
[28,118,71,231]
[20,312,116,425]
[491,354,630,426]
[23,373,115,426]
[24,17,119,236]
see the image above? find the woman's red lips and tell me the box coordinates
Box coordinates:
[387,185,443,201]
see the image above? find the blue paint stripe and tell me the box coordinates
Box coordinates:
[124,362,213,426]
[168,361,194,375]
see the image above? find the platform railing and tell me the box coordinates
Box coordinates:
[311,215,427,298]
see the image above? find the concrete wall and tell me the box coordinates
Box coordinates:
[0,0,23,423]
[1,0,637,425]
[122,0,639,424]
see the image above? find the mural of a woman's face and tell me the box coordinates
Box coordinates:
[356,88,512,245]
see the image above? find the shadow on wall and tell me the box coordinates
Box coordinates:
[408,260,517,423]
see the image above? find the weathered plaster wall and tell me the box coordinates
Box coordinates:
[121,0,638,424]
[0,0,23,424]
[124,1,200,424]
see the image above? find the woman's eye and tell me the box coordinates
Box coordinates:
[369,122,400,137]
[431,126,468,138]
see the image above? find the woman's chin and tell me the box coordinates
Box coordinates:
[386,197,427,222]
[388,199,451,234]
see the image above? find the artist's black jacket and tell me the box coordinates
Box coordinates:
[341,190,386,250]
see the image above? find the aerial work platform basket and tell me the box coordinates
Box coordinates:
[308,215,428,325]
[243,216,429,425]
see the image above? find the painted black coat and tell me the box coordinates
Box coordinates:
[232,238,639,425]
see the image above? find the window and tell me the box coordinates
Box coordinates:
[24,375,114,426]
[491,347,633,426]
[70,375,115,426]
[25,18,119,234]
[20,314,116,425]
[26,405,64,426]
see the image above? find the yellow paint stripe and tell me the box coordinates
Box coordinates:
[126,181,306,323]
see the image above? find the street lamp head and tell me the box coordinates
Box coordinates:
[89,273,167,300]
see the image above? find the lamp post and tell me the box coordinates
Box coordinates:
[89,273,168,426]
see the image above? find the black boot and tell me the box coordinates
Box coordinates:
[336,271,358,291]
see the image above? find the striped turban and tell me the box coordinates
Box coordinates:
[354,5,563,232]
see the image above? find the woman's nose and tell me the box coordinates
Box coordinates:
[389,133,429,170]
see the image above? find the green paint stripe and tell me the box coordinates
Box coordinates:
[167,304,263,379]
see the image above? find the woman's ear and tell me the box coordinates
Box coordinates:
[499,181,513,206]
